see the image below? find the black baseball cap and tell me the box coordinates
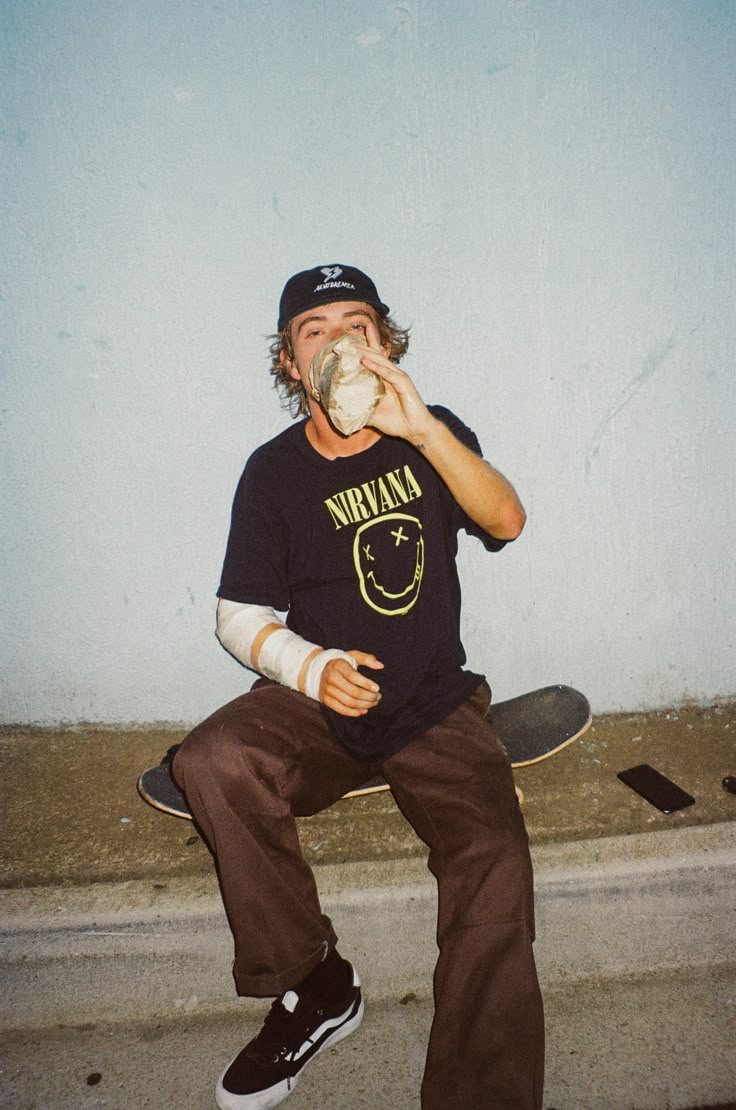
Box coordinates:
[277,264,390,331]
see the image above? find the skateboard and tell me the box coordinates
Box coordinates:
[137,684,591,820]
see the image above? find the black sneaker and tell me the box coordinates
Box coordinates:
[215,960,364,1109]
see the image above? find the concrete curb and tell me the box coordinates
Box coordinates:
[2,822,734,1030]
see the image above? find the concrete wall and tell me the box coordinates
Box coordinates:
[1,0,734,725]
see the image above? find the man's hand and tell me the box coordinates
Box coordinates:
[319,650,384,717]
[360,320,526,541]
[360,320,434,444]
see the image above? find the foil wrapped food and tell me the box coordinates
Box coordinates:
[308,334,385,435]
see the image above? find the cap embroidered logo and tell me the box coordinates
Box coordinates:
[277,264,390,331]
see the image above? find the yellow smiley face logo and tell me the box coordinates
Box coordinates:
[353,513,424,616]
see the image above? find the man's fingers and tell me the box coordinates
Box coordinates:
[347,650,384,671]
[331,666,381,700]
[319,655,383,716]
[361,349,400,378]
[364,319,383,352]
[322,685,379,716]
[322,697,370,717]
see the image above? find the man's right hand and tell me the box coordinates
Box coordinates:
[319,650,384,717]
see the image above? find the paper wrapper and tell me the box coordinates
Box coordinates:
[308,334,385,435]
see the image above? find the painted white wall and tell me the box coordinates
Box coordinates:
[1,0,734,724]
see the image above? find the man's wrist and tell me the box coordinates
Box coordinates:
[304,648,357,701]
[407,413,446,453]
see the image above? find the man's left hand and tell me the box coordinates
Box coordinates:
[362,321,434,445]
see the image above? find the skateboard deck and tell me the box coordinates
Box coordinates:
[137,684,591,820]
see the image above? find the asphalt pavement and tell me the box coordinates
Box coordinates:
[1,702,735,1109]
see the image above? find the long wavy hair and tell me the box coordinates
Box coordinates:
[267,311,411,417]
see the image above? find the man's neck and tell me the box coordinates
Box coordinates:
[304,407,382,460]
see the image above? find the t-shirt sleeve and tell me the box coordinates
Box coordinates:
[429,405,509,553]
[217,457,291,608]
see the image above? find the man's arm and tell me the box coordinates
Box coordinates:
[361,329,526,540]
[216,599,383,717]
[406,417,525,540]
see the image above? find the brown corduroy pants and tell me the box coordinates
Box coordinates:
[173,679,544,1110]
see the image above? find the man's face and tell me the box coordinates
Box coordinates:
[283,300,383,391]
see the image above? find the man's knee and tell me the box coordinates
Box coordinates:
[173,698,292,811]
[171,722,213,792]
[172,711,251,792]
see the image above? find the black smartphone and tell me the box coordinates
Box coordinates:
[617,764,695,814]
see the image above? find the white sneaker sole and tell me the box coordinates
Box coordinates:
[215,984,364,1110]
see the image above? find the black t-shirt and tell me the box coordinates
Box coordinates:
[218,406,507,760]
